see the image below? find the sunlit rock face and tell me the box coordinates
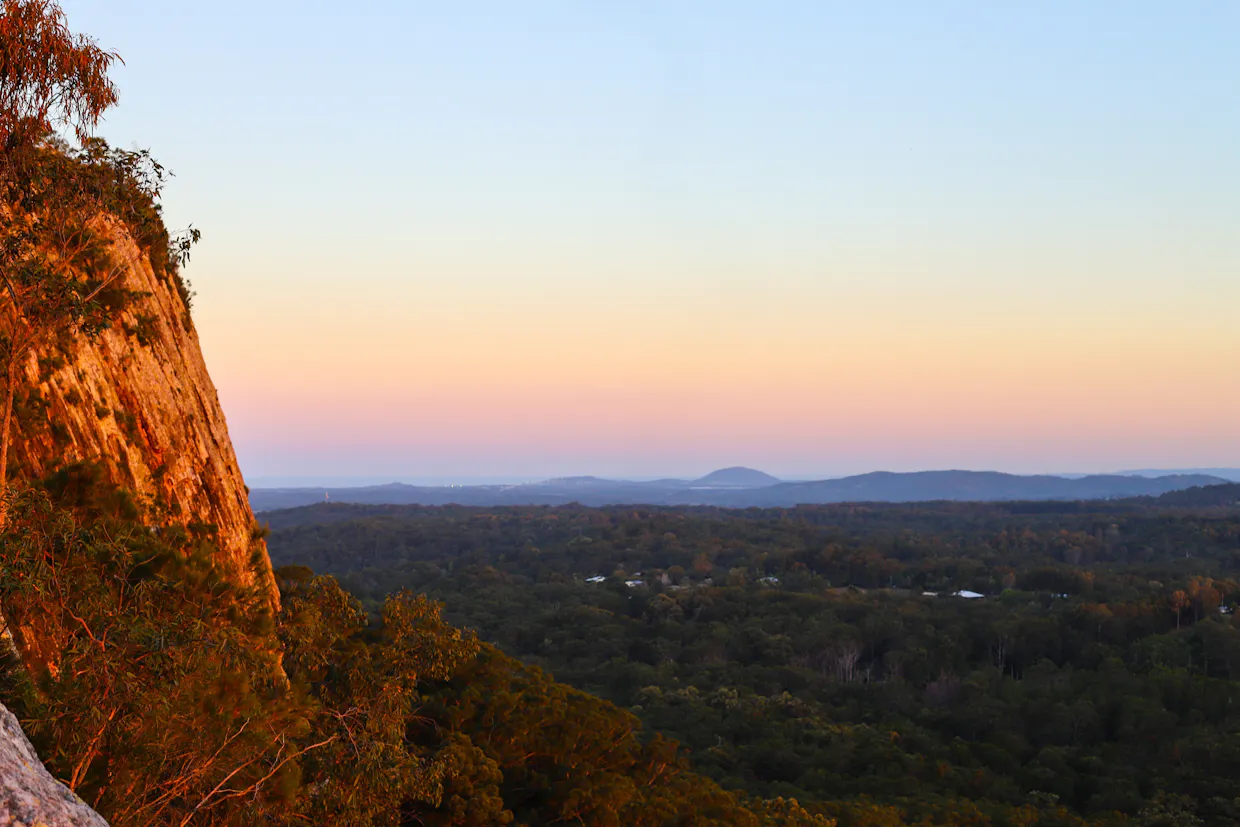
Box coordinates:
[0,700,110,827]
[4,218,278,610]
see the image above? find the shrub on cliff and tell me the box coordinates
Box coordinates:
[0,483,306,824]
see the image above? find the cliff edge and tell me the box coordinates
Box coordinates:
[0,700,109,827]
[4,219,277,607]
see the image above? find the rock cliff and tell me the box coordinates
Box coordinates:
[0,700,109,827]
[5,218,277,608]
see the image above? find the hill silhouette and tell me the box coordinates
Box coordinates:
[249,469,1227,511]
[692,466,782,487]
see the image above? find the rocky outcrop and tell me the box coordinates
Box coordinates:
[5,219,277,608]
[0,701,109,827]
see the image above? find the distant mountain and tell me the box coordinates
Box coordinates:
[1121,468,1240,482]
[703,471,1229,507]
[249,469,1228,512]
[691,467,782,488]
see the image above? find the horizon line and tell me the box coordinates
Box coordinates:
[245,466,1240,489]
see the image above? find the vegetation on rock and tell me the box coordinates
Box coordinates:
[0,0,198,521]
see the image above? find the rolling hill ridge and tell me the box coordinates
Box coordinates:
[249,468,1227,511]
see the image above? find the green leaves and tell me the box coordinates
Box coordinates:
[0,484,303,825]
[277,577,483,825]
[380,591,479,684]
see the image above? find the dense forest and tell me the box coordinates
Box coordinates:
[263,488,1240,825]
[2,465,835,825]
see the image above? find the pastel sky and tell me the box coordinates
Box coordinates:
[62,1,1240,481]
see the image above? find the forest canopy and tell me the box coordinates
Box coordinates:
[264,493,1240,826]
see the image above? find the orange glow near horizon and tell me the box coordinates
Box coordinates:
[203,264,1240,477]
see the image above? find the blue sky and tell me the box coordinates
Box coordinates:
[61,2,1240,480]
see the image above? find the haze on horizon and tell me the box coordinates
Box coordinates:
[64,1,1240,481]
